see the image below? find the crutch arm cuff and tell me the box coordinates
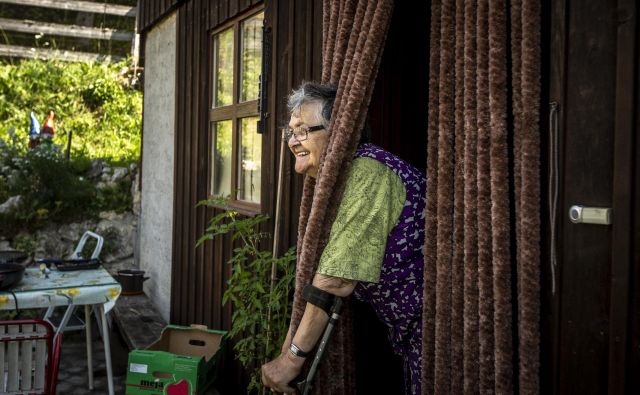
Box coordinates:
[302,284,336,316]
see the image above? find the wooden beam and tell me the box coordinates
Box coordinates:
[0,0,136,17]
[0,17,134,41]
[0,43,122,62]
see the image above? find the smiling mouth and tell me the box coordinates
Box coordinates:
[296,151,310,157]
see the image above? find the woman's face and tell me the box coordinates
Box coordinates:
[287,101,329,178]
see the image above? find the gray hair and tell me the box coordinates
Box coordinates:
[287,82,337,129]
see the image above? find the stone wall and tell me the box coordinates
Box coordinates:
[0,163,140,277]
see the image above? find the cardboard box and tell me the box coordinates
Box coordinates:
[125,324,226,395]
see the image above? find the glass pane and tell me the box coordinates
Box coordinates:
[237,117,261,203]
[213,28,234,107]
[240,12,264,102]
[212,120,232,197]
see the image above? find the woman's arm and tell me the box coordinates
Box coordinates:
[288,273,356,352]
[262,274,356,392]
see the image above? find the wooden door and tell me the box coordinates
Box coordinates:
[545,1,638,393]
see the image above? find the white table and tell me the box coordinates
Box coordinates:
[0,266,121,395]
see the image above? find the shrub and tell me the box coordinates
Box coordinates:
[0,57,140,236]
[198,197,296,393]
[13,233,38,258]
[0,58,142,164]
[0,134,132,236]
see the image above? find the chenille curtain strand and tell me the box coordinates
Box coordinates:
[421,1,541,394]
[290,0,394,393]
[515,0,541,392]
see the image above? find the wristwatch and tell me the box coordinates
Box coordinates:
[289,343,309,358]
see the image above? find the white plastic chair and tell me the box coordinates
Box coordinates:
[70,231,104,260]
[44,231,105,333]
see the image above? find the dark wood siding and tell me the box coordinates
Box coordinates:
[171,0,321,328]
[138,0,183,33]
[169,1,321,391]
[546,0,639,393]
[138,0,267,32]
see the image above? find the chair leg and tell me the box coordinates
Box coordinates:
[50,330,62,395]
[55,305,77,337]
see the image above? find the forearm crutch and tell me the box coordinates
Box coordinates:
[293,297,344,395]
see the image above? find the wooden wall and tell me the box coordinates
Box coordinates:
[165,1,321,391]
[138,0,182,32]
[546,0,639,393]
[170,0,321,331]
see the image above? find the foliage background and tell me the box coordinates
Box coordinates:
[0,58,141,236]
[0,58,142,163]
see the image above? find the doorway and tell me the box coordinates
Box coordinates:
[354,1,431,393]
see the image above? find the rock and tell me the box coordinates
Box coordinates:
[58,223,85,243]
[131,172,141,216]
[96,181,117,190]
[32,220,101,260]
[35,232,68,259]
[99,211,119,221]
[101,166,112,181]
[0,195,22,214]
[87,158,105,179]
[97,211,136,261]
[111,167,129,183]
[102,256,135,277]
[3,166,139,267]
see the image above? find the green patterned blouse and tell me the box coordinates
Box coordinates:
[316,157,406,283]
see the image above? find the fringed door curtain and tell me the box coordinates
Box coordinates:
[421,0,541,394]
[288,0,394,394]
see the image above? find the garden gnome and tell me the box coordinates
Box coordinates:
[40,110,55,140]
[29,111,40,148]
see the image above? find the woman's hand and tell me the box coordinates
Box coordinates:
[261,352,304,394]
[263,273,354,393]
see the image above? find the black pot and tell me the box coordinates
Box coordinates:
[0,250,28,264]
[116,270,150,295]
[0,263,25,290]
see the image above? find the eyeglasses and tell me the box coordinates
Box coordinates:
[282,125,325,142]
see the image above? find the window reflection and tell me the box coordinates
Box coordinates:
[212,120,232,197]
[214,28,234,107]
[240,12,263,102]
[237,117,261,203]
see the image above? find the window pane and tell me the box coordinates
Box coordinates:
[237,117,261,203]
[213,28,234,107]
[240,12,264,102]
[212,120,232,197]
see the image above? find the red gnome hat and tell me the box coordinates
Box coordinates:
[41,110,55,138]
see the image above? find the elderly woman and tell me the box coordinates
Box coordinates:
[261,82,426,394]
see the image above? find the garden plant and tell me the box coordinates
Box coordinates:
[198,196,296,392]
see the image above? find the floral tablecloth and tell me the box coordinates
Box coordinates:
[0,267,121,311]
